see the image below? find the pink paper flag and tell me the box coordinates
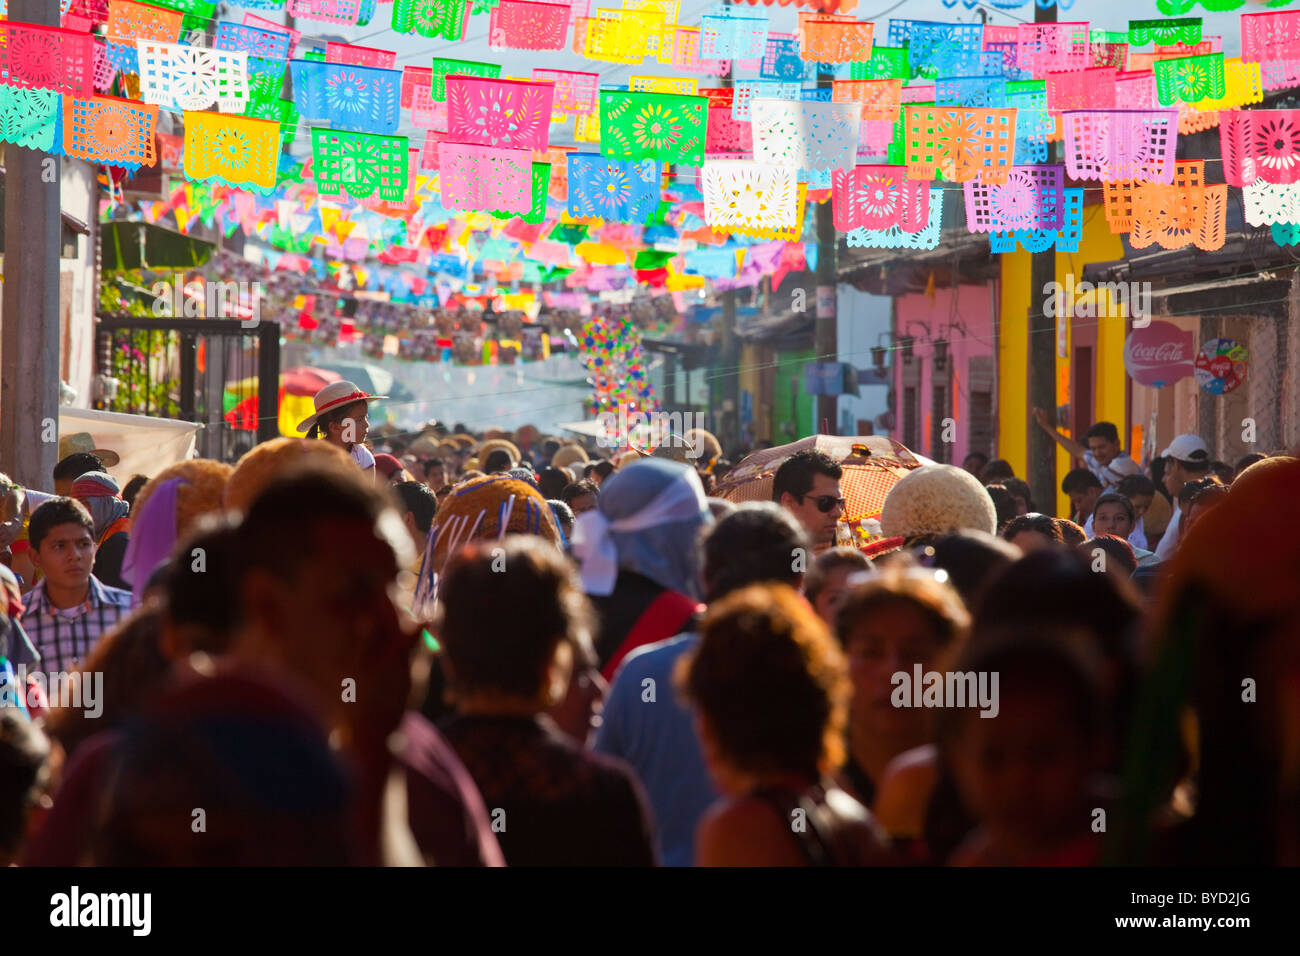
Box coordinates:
[438,141,533,212]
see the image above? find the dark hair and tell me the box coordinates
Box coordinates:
[537,466,571,500]
[483,449,513,474]
[701,502,809,603]
[1001,476,1033,512]
[678,584,847,779]
[1234,453,1267,477]
[28,497,95,552]
[423,458,448,482]
[121,474,149,509]
[1081,534,1137,576]
[542,439,561,458]
[804,547,871,606]
[0,713,50,856]
[1055,518,1087,548]
[1116,474,1155,499]
[1209,460,1235,485]
[1177,474,1223,506]
[394,480,437,534]
[1062,467,1102,495]
[547,499,574,538]
[238,465,393,581]
[981,459,1015,484]
[1002,512,1063,546]
[53,452,104,483]
[922,530,1020,609]
[974,548,1139,734]
[962,451,989,471]
[771,450,842,504]
[593,460,615,480]
[1083,421,1121,445]
[984,484,1017,531]
[561,479,599,506]
[582,462,599,479]
[163,514,243,654]
[1172,454,1211,475]
[437,537,594,699]
[835,565,970,651]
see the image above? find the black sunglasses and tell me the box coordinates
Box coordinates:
[798,493,846,514]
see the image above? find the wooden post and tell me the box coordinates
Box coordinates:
[815,67,838,436]
[1027,1,1059,513]
[0,0,63,490]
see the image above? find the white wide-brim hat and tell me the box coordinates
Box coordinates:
[296,380,388,434]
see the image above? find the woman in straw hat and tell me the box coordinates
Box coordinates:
[296,380,389,472]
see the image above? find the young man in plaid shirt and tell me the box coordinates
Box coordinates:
[16,498,131,672]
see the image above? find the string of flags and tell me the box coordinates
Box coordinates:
[6,0,1300,287]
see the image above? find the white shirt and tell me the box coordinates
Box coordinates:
[1153,506,1183,561]
[351,444,376,470]
[1083,513,1148,550]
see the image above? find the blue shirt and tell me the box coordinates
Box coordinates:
[593,632,718,867]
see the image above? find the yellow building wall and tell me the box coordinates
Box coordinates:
[998,207,1128,518]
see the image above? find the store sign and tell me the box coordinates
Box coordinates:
[1123,321,1194,388]
[1195,338,1248,395]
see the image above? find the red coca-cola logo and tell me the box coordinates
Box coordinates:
[1124,322,1195,387]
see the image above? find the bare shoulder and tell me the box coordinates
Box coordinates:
[873,745,938,836]
[696,797,808,867]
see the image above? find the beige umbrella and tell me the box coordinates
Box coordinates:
[715,435,932,545]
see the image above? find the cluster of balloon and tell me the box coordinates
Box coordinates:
[581,314,658,417]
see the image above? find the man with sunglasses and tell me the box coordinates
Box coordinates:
[772,451,846,554]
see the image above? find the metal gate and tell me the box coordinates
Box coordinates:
[95,317,281,461]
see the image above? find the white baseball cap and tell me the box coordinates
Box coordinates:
[1160,434,1209,462]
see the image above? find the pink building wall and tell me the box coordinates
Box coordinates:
[890,283,998,465]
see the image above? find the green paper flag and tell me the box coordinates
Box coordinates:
[311,128,410,202]
[431,58,502,102]
[600,91,706,166]
[393,0,471,41]
[852,46,910,81]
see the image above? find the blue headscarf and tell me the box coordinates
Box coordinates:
[572,458,712,598]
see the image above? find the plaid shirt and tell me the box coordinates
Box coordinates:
[18,576,132,672]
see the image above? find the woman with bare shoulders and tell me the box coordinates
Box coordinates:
[677,584,893,866]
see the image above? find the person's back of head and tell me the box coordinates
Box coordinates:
[537,466,571,500]
[1080,534,1137,576]
[593,460,615,482]
[701,502,810,602]
[0,714,50,865]
[437,536,594,701]
[394,480,437,535]
[1055,518,1087,548]
[94,667,352,865]
[923,530,1020,610]
[159,514,245,659]
[483,449,513,474]
[53,452,104,486]
[771,450,842,503]
[548,499,575,539]
[984,484,1017,532]
[981,459,1015,484]
[1062,467,1102,497]
[1116,473,1155,499]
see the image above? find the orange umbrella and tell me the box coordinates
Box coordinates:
[715,435,932,545]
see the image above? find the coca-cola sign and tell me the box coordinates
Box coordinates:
[1124,321,1195,387]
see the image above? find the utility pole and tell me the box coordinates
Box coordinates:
[0,0,62,490]
[716,0,740,452]
[1027,2,1058,514]
[814,65,837,436]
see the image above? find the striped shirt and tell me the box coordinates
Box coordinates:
[18,576,132,672]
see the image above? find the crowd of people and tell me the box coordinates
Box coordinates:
[0,386,1296,866]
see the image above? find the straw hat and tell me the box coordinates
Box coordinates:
[295,380,388,434]
[551,444,589,469]
[58,432,120,468]
[476,438,521,466]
